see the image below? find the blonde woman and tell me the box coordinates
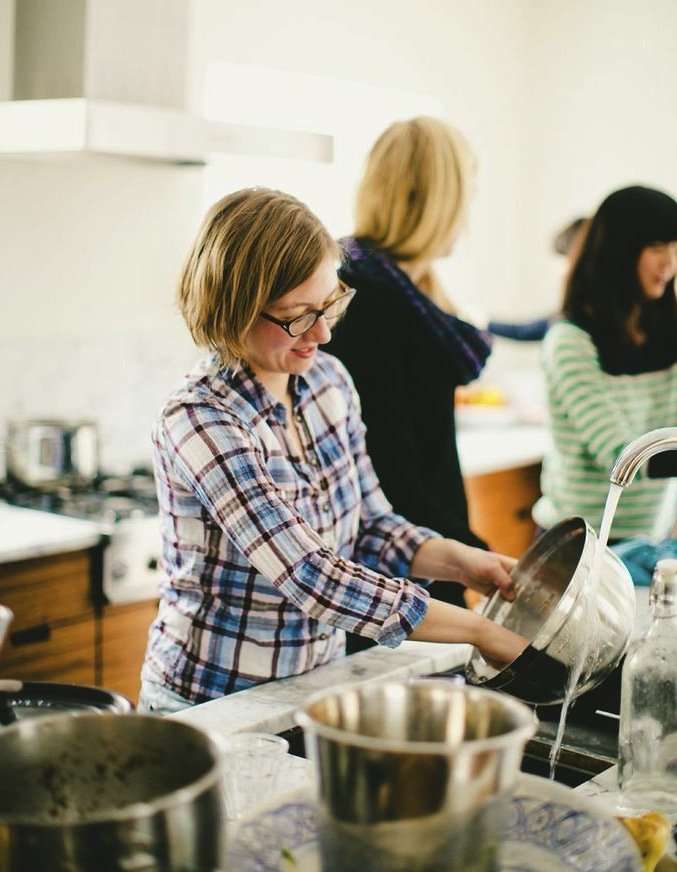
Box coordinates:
[326,117,491,627]
[138,187,525,712]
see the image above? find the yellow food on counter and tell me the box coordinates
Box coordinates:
[455,384,507,406]
[618,811,672,872]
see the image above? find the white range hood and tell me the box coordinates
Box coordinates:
[0,0,332,165]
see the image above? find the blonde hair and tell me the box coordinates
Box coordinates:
[354,116,476,306]
[177,188,338,362]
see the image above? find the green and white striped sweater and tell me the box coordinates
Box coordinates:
[533,320,677,540]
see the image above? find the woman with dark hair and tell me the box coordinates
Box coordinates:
[533,185,677,543]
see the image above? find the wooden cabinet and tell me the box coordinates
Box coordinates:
[0,551,97,685]
[0,550,157,704]
[100,599,158,705]
[464,463,542,559]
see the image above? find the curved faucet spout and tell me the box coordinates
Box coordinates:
[609,427,677,487]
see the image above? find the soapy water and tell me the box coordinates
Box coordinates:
[548,484,623,779]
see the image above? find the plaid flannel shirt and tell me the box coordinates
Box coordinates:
[141,351,434,702]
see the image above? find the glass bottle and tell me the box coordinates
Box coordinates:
[618,558,677,819]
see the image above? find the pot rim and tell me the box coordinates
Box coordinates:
[295,679,537,755]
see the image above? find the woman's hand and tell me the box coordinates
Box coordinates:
[410,538,518,601]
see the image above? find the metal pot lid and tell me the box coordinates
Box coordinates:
[0,681,133,722]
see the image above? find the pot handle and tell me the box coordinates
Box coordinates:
[0,606,12,653]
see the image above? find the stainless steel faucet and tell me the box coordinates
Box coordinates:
[610,427,677,487]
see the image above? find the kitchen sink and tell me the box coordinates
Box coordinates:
[279,720,616,789]
[520,719,617,787]
[279,665,623,789]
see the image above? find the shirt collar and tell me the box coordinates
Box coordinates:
[217,357,312,424]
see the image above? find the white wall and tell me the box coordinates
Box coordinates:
[1,0,676,472]
[194,0,533,321]
[519,0,677,322]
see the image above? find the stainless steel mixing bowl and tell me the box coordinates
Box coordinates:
[465,516,636,704]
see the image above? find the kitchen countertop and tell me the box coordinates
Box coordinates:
[171,639,470,737]
[0,503,102,564]
[458,423,550,478]
[176,588,652,823]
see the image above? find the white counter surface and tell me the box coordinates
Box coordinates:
[171,639,470,737]
[0,503,102,564]
[458,423,550,477]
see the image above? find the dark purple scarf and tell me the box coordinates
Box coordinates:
[339,237,492,385]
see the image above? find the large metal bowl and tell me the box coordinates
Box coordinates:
[465,517,636,705]
[0,712,225,871]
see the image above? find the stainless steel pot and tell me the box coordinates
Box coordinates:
[0,712,226,871]
[296,680,536,872]
[5,419,99,489]
[465,516,636,705]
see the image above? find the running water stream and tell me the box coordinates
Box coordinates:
[548,483,624,778]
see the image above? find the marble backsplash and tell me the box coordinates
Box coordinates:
[0,333,199,478]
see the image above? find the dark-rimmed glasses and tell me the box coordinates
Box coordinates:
[260,285,355,337]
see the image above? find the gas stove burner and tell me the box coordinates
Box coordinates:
[55,493,157,523]
[1,472,159,523]
[99,474,158,501]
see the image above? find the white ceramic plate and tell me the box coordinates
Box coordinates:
[225,773,642,872]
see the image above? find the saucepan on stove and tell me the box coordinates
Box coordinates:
[0,608,133,725]
[5,418,99,489]
[465,516,636,705]
[0,713,226,871]
[0,680,133,725]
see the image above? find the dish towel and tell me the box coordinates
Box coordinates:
[610,537,677,586]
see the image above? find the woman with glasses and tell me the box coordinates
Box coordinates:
[139,187,525,712]
[326,117,493,635]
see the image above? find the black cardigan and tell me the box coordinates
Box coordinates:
[326,245,491,607]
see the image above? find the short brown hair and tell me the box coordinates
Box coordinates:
[177,188,339,362]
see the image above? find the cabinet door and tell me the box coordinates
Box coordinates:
[100,600,158,705]
[0,551,96,685]
[0,551,92,629]
[464,463,542,558]
[0,618,96,684]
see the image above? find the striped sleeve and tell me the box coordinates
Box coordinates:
[543,322,634,473]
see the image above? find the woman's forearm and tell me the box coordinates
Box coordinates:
[409,598,527,665]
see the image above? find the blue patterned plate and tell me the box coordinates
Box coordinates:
[226,773,641,871]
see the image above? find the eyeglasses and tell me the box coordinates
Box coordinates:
[260,285,355,337]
